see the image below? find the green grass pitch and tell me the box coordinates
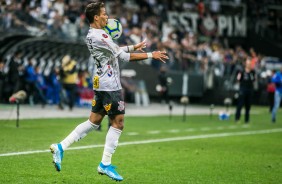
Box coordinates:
[0,107,282,183]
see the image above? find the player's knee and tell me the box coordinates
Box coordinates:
[110,115,124,130]
[89,112,104,125]
[117,121,124,130]
[114,119,124,130]
[89,119,101,126]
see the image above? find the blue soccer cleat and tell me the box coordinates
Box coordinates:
[50,143,64,172]
[97,162,123,181]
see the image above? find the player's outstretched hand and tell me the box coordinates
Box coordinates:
[134,39,147,52]
[152,51,169,63]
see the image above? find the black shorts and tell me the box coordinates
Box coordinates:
[91,90,125,115]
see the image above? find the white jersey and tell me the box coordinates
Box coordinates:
[86,28,130,91]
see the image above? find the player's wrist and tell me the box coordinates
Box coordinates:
[147,52,153,58]
[128,45,134,52]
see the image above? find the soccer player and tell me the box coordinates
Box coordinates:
[50,1,169,182]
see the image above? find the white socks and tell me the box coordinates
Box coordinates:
[59,121,122,166]
[102,126,122,166]
[60,120,99,150]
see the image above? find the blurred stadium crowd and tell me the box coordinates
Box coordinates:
[0,0,282,107]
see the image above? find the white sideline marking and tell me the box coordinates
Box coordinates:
[185,128,195,132]
[200,127,211,131]
[242,125,250,128]
[126,132,139,136]
[168,129,180,133]
[147,130,160,134]
[228,125,237,129]
[217,126,224,130]
[1,128,282,157]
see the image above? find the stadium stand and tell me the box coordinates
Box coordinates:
[0,0,282,106]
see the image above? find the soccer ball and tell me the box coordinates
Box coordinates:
[103,19,123,40]
[218,111,230,120]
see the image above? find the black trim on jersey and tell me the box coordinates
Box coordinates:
[92,56,102,68]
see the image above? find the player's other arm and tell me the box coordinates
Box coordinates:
[118,50,168,63]
[104,37,168,63]
[129,51,169,63]
[120,39,147,53]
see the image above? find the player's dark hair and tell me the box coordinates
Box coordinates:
[85,1,105,24]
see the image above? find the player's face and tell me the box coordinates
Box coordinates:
[98,7,108,28]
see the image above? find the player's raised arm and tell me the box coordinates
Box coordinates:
[120,39,147,53]
[133,39,147,52]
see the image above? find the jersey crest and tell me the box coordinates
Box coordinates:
[104,103,112,112]
[92,100,96,107]
[118,101,125,111]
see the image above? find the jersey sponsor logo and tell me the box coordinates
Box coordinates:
[93,76,99,89]
[118,101,125,111]
[102,34,108,38]
[92,100,96,107]
[104,103,112,112]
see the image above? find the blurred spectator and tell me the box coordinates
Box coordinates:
[61,15,78,41]
[120,75,137,103]
[7,51,24,94]
[129,27,142,44]
[1,0,281,107]
[271,67,282,123]
[197,0,205,18]
[157,66,170,104]
[235,59,256,123]
[250,48,258,70]
[267,10,279,39]
[24,58,46,106]
[181,32,197,71]
[0,59,5,102]
[46,68,62,107]
[77,69,94,107]
[35,66,48,102]
[53,0,65,16]
[210,44,224,76]
[267,70,276,113]
[59,55,78,111]
[223,48,235,76]
[209,0,221,15]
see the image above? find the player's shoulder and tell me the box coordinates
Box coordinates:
[87,28,109,40]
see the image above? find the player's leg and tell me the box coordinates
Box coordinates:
[235,90,244,122]
[60,112,105,150]
[97,90,125,181]
[101,114,124,165]
[244,91,251,123]
[50,112,104,172]
[98,114,124,181]
[271,91,281,123]
[50,91,105,172]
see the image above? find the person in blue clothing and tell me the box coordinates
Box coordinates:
[46,67,62,108]
[25,58,46,106]
[271,67,282,123]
